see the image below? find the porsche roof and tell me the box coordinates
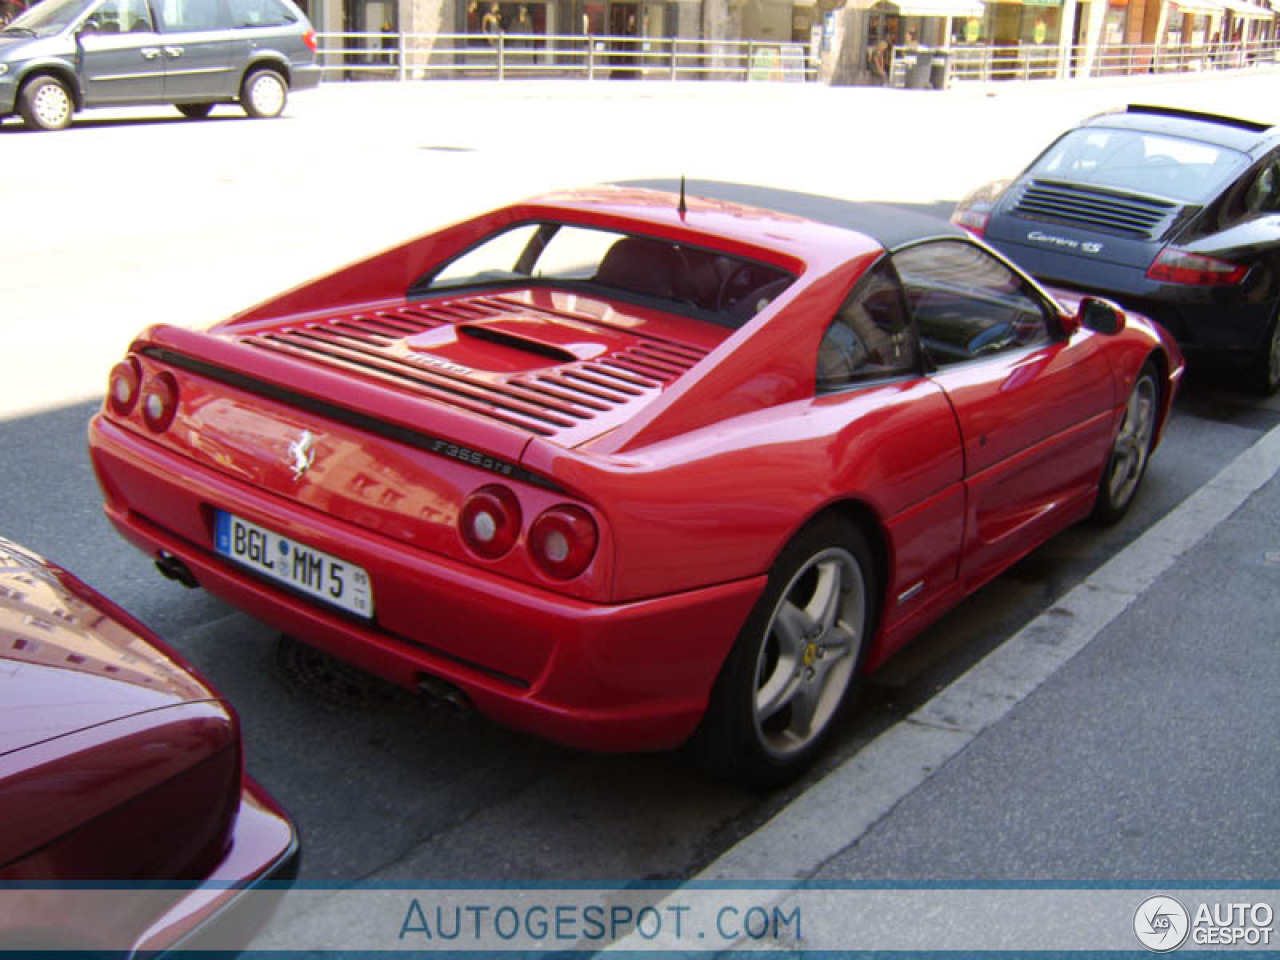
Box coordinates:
[1082,104,1280,155]
[616,179,967,252]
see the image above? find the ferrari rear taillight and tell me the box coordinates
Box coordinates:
[141,371,180,433]
[529,506,597,580]
[1146,247,1248,286]
[460,485,521,558]
[303,28,317,51]
[108,357,142,416]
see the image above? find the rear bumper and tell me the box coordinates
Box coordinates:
[89,414,761,752]
[290,63,323,91]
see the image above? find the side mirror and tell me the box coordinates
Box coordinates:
[1077,296,1126,336]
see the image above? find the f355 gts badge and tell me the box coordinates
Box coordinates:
[287,430,317,481]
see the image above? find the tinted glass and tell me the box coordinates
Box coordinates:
[893,240,1050,368]
[227,0,294,27]
[817,257,917,390]
[83,0,154,32]
[1029,127,1250,204]
[160,0,224,30]
[418,222,795,326]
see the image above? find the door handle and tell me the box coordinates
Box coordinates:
[141,46,162,59]
[164,45,183,57]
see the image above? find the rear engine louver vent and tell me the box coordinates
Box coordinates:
[1012,181,1176,239]
[237,299,707,438]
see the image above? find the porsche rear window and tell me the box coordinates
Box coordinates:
[415,222,795,326]
[1030,128,1250,204]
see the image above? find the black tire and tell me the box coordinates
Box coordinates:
[1248,313,1280,397]
[1092,360,1161,525]
[176,103,215,119]
[693,516,877,787]
[240,68,288,119]
[18,75,74,131]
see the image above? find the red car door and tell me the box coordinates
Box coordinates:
[892,239,1116,589]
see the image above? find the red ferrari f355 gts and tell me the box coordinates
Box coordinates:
[88,182,1182,783]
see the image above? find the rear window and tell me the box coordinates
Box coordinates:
[414,222,795,327]
[1030,127,1250,204]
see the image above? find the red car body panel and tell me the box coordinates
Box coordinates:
[0,538,298,954]
[86,185,1184,753]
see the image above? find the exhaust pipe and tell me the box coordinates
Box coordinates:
[417,675,474,716]
[155,551,199,589]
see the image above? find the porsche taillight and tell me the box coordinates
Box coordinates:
[1146,247,1248,286]
[950,208,989,237]
[529,506,598,580]
[460,485,522,559]
[108,357,142,416]
[141,371,180,433]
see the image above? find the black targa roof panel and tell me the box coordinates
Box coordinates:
[616,179,968,253]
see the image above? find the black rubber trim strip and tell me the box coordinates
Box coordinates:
[140,345,565,493]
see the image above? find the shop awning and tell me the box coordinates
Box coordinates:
[1214,0,1272,17]
[1167,0,1224,14]
[889,0,986,16]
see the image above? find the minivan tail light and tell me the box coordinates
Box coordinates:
[303,28,317,51]
[460,485,521,559]
[141,372,180,433]
[1146,247,1248,286]
[529,506,597,580]
[108,357,142,417]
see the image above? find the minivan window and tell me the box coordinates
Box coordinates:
[160,0,225,30]
[83,0,155,33]
[228,0,295,26]
[5,0,92,36]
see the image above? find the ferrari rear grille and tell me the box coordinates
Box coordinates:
[238,299,708,438]
[1012,181,1176,239]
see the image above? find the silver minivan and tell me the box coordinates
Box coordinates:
[1,0,320,130]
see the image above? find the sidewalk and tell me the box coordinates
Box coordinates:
[701,421,1280,885]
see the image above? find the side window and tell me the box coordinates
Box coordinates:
[893,240,1050,368]
[84,0,154,32]
[227,0,294,27]
[160,0,225,31]
[1243,159,1280,215]
[816,257,917,391]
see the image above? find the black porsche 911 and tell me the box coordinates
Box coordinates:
[952,104,1280,394]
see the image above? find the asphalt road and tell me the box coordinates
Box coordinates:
[2,73,1279,887]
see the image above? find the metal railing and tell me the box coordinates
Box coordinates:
[316,31,819,82]
[315,31,1278,86]
[945,38,1280,84]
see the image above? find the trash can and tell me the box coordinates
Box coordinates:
[906,50,933,88]
[929,50,949,89]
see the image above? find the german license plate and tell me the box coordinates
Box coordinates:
[213,511,373,620]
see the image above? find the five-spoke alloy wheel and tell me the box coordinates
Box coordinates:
[1093,361,1160,525]
[696,517,876,786]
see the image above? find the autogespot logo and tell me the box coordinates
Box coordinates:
[1135,895,1191,952]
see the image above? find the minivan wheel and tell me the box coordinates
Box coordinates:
[241,68,288,119]
[19,76,74,131]
[177,103,214,119]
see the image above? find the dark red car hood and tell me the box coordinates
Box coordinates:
[0,539,215,758]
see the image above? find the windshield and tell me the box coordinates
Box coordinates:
[6,0,96,35]
[1029,127,1251,204]
[414,222,796,327]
